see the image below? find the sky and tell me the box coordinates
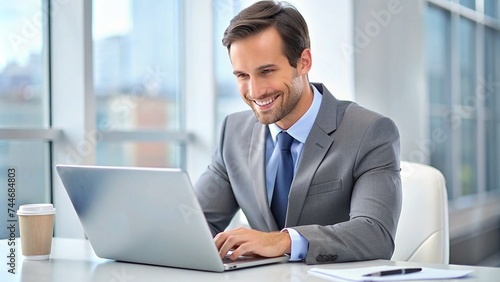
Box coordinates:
[93,0,131,40]
[0,2,42,69]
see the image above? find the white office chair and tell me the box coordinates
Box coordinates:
[391,161,450,264]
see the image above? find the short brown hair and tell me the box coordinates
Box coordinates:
[222,0,310,68]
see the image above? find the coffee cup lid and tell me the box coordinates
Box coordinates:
[17,204,56,216]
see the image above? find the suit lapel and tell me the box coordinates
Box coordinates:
[286,83,338,227]
[248,122,278,231]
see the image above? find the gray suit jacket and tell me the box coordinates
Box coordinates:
[194,83,402,264]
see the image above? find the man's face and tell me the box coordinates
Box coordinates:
[229,27,310,129]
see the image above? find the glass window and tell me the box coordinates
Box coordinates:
[426,5,455,197]
[460,119,477,195]
[93,0,184,168]
[213,0,248,129]
[458,17,477,196]
[0,1,50,239]
[485,120,498,192]
[0,141,50,238]
[93,0,182,131]
[485,27,499,192]
[459,18,476,106]
[484,0,498,19]
[96,142,183,168]
[427,2,500,199]
[430,116,454,198]
[460,0,475,10]
[426,6,452,106]
[0,1,48,128]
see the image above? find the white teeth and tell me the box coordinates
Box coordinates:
[254,96,276,106]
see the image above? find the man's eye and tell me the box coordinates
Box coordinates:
[236,73,248,79]
[261,69,273,75]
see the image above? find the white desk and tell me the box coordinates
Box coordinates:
[1,238,498,281]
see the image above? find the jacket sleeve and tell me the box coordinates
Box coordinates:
[193,116,239,236]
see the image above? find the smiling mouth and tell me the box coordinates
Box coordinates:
[253,94,279,107]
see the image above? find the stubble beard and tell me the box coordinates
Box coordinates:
[251,75,304,125]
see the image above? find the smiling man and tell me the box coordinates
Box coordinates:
[230,26,311,129]
[194,0,402,265]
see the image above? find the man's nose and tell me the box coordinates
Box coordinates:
[248,78,264,99]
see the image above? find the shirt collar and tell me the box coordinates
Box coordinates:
[268,84,323,144]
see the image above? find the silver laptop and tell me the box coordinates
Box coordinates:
[55,164,288,272]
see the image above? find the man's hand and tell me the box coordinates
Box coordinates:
[214,227,291,260]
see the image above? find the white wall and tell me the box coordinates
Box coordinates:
[353,0,428,163]
[290,0,355,100]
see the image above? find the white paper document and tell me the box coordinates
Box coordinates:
[308,265,473,281]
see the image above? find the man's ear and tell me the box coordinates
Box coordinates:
[297,48,312,75]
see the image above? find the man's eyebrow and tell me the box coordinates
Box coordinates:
[257,64,277,71]
[233,64,278,75]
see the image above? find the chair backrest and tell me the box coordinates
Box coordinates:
[391,161,450,264]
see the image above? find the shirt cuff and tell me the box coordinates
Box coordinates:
[283,228,308,261]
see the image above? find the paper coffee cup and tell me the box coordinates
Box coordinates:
[17,204,56,260]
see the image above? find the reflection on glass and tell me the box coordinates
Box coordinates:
[96,142,182,168]
[93,0,182,131]
[0,1,47,128]
[0,141,50,239]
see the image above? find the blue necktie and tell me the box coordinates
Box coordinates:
[271,131,295,229]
